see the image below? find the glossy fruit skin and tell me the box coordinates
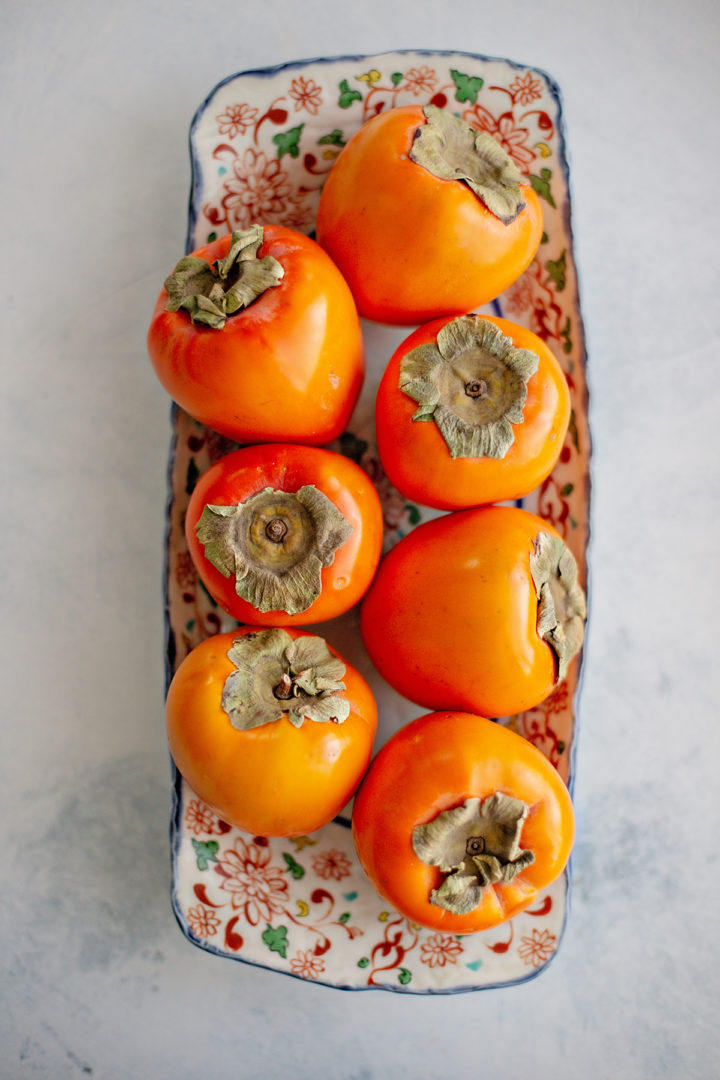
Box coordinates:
[147,226,364,443]
[352,711,574,933]
[186,443,384,626]
[360,506,571,717]
[167,629,378,837]
[376,315,571,510]
[315,106,543,325]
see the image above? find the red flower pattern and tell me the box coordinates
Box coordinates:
[466,105,536,172]
[518,928,556,968]
[216,102,259,138]
[185,798,221,836]
[186,904,221,938]
[289,76,323,115]
[508,72,543,106]
[403,66,438,96]
[289,949,325,979]
[216,837,289,925]
[420,933,464,968]
[311,849,352,882]
[220,149,293,229]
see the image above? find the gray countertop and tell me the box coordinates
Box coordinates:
[3,1,718,1076]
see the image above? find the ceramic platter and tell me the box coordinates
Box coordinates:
[164,50,590,993]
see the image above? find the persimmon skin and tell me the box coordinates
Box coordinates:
[147,226,364,443]
[376,315,571,510]
[360,506,570,717]
[352,711,574,934]
[167,629,378,837]
[315,106,543,325]
[186,443,384,627]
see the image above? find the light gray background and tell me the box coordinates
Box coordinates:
[3,1,719,1077]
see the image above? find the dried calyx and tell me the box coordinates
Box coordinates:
[409,105,527,224]
[195,485,353,615]
[399,316,539,459]
[163,224,284,329]
[530,531,587,681]
[221,629,350,730]
[412,793,535,915]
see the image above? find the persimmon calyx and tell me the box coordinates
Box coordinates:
[195,485,353,615]
[163,224,284,329]
[399,316,539,459]
[531,532,587,681]
[221,629,350,730]
[410,105,527,224]
[412,794,535,915]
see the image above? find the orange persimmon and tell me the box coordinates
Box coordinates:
[360,505,586,718]
[352,711,574,933]
[375,314,571,510]
[316,104,543,324]
[186,443,383,627]
[167,628,378,837]
[147,224,364,443]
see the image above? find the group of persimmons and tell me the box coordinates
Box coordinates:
[147,105,586,935]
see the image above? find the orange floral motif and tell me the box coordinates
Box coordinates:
[403,66,438,96]
[289,76,323,115]
[311,848,352,882]
[466,105,536,172]
[220,149,293,230]
[186,904,221,938]
[289,948,326,979]
[518,927,556,968]
[216,837,289,925]
[419,933,464,968]
[216,102,259,138]
[502,272,534,317]
[508,71,543,106]
[185,798,222,836]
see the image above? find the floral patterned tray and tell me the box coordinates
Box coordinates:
[164,50,590,992]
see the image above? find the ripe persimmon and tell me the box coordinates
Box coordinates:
[316,105,543,324]
[375,314,570,509]
[352,711,574,933]
[360,506,586,717]
[147,224,364,443]
[167,628,377,837]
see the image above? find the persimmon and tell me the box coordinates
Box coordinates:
[360,505,586,717]
[316,104,543,324]
[167,628,377,837]
[147,224,364,443]
[186,443,383,626]
[375,314,570,509]
[352,711,574,933]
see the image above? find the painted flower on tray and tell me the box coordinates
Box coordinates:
[289,75,323,115]
[508,71,543,106]
[466,106,536,172]
[403,65,438,96]
[220,149,292,229]
[216,102,259,138]
[503,273,534,317]
[216,836,289,925]
[420,933,464,968]
[518,927,556,968]
[312,849,352,882]
[186,904,222,938]
[185,798,221,836]
[289,948,326,979]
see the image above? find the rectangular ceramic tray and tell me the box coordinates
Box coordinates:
[164,50,590,992]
